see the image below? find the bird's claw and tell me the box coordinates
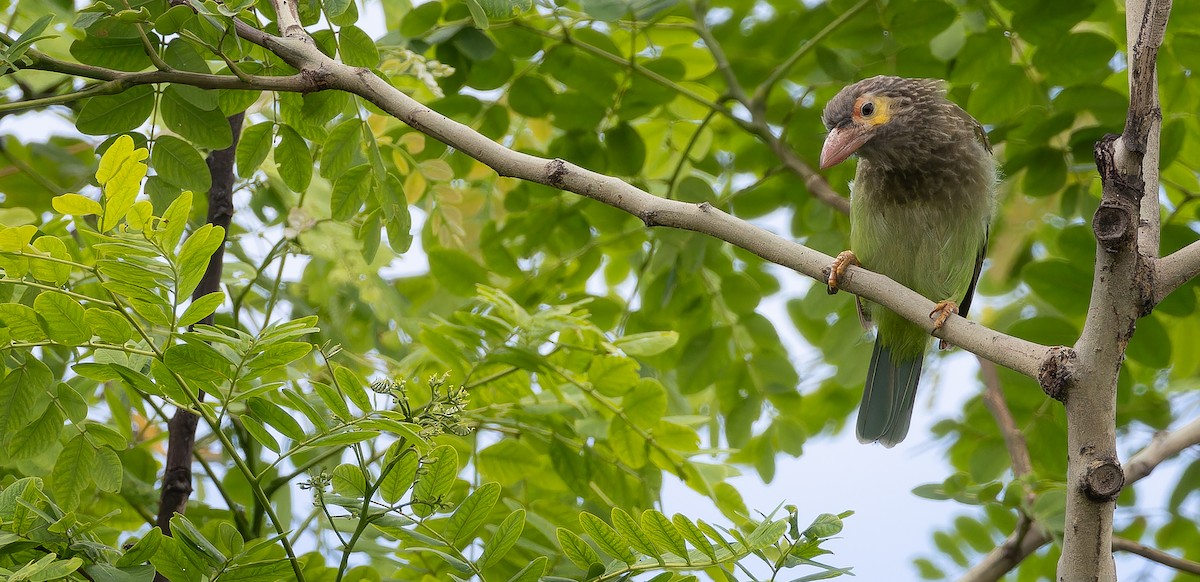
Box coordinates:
[827,250,859,295]
[929,300,958,349]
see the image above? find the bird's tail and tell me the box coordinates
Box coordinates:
[856,338,924,447]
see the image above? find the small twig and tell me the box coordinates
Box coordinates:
[1112,536,1200,575]
[1124,416,1200,483]
[748,0,872,115]
[690,0,751,107]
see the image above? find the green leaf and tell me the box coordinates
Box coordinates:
[7,406,64,460]
[318,118,363,179]
[158,190,193,253]
[479,508,525,568]
[35,292,92,345]
[71,28,152,71]
[306,430,379,448]
[84,309,133,344]
[164,342,233,383]
[604,122,645,176]
[150,536,207,582]
[557,527,601,569]
[239,415,280,453]
[115,527,163,567]
[237,122,274,178]
[588,354,639,397]
[338,25,378,68]
[93,446,122,491]
[382,173,412,254]
[152,135,211,193]
[413,445,458,516]
[614,331,677,357]
[171,514,228,568]
[331,463,367,497]
[506,556,546,582]
[444,481,501,546]
[160,85,232,149]
[477,439,543,486]
[641,509,688,558]
[802,513,845,539]
[611,507,660,558]
[0,303,47,341]
[623,378,666,428]
[77,86,156,135]
[324,0,351,18]
[332,365,371,413]
[29,236,72,285]
[580,512,636,564]
[275,124,312,193]
[330,164,373,221]
[672,514,715,561]
[51,435,95,510]
[379,446,420,504]
[246,342,312,376]
[176,224,225,299]
[427,248,490,295]
[246,397,306,441]
[179,292,225,327]
[508,76,555,118]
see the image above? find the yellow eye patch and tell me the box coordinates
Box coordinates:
[854,95,892,126]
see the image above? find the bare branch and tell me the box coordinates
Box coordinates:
[1113,537,1200,575]
[690,0,751,108]
[957,527,1050,582]
[961,415,1200,582]
[1124,416,1200,483]
[978,358,1032,477]
[1153,239,1200,304]
[748,0,871,113]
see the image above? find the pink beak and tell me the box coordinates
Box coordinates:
[820,125,872,169]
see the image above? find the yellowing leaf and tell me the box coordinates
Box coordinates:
[126,200,153,231]
[404,170,426,204]
[419,159,453,181]
[52,193,103,216]
[399,132,425,154]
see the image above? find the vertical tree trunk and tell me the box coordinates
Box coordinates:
[155,112,245,538]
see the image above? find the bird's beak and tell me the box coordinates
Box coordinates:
[820,125,872,169]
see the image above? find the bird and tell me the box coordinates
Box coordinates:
[819,76,995,447]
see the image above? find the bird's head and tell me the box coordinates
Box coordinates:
[819,76,949,170]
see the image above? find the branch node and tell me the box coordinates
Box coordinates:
[697,201,712,212]
[1083,457,1125,501]
[546,158,568,188]
[1093,202,1134,253]
[1037,346,1075,401]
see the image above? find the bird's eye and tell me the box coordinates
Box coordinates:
[860,102,875,116]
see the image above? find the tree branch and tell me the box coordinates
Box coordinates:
[1112,537,1200,575]
[1153,239,1200,304]
[507,17,850,214]
[1124,416,1200,483]
[155,113,244,568]
[978,358,1032,478]
[959,414,1199,582]
[1057,0,1171,578]
[219,10,1052,380]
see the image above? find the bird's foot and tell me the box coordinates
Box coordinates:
[929,300,958,349]
[826,250,859,294]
